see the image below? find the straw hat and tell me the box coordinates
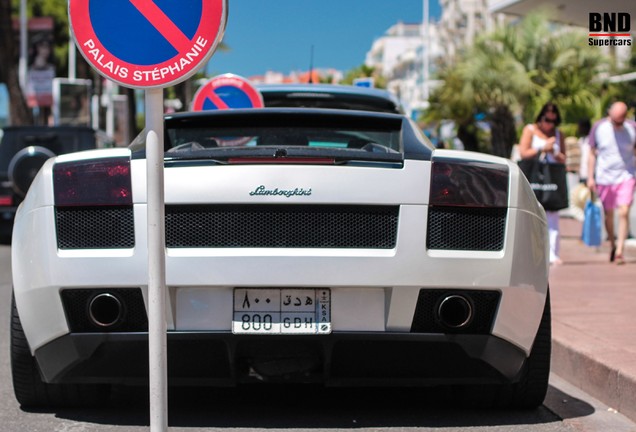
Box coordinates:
[570,183,591,210]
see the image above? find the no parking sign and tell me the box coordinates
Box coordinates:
[68,3,227,430]
[191,74,264,111]
[69,0,227,88]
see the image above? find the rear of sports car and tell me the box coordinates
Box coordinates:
[11,109,550,408]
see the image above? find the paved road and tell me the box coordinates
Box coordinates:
[1,245,635,431]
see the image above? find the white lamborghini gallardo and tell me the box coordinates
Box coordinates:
[11,107,550,408]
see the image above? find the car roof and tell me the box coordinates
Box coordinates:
[255,84,404,114]
[1,125,95,133]
[165,106,403,123]
[0,126,97,175]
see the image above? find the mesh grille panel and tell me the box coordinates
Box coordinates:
[427,207,506,251]
[61,288,148,333]
[165,204,399,248]
[411,289,501,334]
[56,206,134,249]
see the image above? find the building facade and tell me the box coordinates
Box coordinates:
[364,1,497,117]
[438,0,496,60]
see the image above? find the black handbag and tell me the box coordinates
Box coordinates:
[518,156,569,211]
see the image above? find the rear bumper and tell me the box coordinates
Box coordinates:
[35,332,527,387]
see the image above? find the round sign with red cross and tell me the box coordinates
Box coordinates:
[191,74,264,111]
[69,0,227,89]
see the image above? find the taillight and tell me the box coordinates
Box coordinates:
[0,195,13,206]
[429,158,508,207]
[53,157,132,206]
[228,157,335,165]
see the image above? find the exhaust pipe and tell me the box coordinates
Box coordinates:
[88,293,123,328]
[437,295,473,329]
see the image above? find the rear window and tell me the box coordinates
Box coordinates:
[261,93,403,114]
[166,126,401,154]
[129,110,409,164]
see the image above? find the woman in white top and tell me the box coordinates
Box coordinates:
[518,102,567,265]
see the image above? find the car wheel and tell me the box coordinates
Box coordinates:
[10,292,110,408]
[453,289,551,409]
[507,288,551,408]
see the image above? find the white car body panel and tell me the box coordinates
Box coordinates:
[8,98,558,415]
[13,149,548,358]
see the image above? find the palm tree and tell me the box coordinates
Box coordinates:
[427,11,609,157]
[341,64,387,89]
[491,13,605,124]
[0,0,33,125]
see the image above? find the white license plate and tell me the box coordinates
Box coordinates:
[232,288,331,334]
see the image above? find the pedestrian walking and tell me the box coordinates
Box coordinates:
[587,102,636,265]
[519,102,567,265]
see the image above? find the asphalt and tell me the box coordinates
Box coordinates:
[550,216,636,422]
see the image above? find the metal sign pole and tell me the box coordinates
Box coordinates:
[67,4,228,430]
[146,87,167,432]
[422,0,430,104]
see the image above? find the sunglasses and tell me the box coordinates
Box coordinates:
[542,117,558,124]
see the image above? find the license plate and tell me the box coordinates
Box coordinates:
[233,288,331,334]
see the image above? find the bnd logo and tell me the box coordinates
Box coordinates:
[588,12,632,46]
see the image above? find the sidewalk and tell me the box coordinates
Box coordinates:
[549,217,636,422]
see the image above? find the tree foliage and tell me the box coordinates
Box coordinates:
[425,11,616,157]
[10,0,70,76]
[0,0,32,124]
[341,64,387,89]
[2,0,231,127]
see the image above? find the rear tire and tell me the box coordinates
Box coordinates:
[508,289,551,408]
[454,289,551,408]
[10,292,110,408]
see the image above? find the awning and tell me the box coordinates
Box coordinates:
[489,0,635,29]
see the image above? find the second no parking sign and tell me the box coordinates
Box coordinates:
[191,74,264,111]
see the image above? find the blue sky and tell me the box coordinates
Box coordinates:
[206,0,441,78]
[2,1,441,122]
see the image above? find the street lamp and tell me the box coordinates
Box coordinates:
[421,0,430,109]
[19,0,27,91]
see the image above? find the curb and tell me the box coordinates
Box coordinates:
[549,217,636,422]
[551,327,636,422]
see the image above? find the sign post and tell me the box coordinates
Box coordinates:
[145,87,167,430]
[68,2,227,430]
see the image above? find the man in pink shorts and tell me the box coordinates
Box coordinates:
[587,102,636,264]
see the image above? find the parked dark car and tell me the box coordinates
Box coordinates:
[0,126,97,241]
